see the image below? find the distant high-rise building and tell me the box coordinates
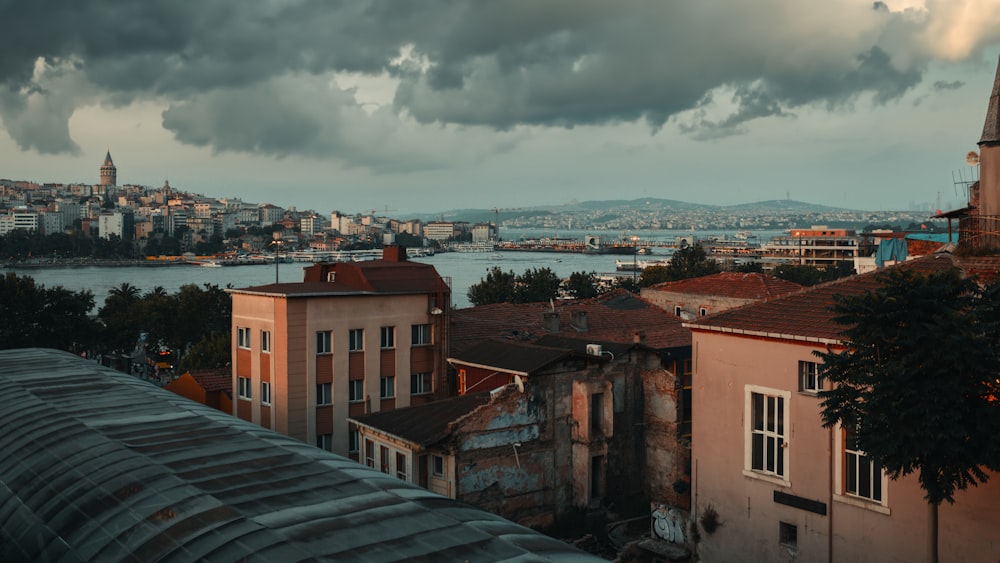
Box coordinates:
[100,150,117,187]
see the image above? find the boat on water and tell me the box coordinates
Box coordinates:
[615,258,671,272]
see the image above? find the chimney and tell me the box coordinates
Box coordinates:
[633,330,646,345]
[570,311,589,332]
[542,312,560,333]
[382,245,407,262]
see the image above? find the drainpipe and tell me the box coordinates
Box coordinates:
[828,425,834,563]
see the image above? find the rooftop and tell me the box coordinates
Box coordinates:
[646,272,803,300]
[450,289,690,356]
[0,348,598,562]
[351,392,494,448]
[686,253,961,344]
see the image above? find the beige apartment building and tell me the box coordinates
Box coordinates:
[228,246,451,457]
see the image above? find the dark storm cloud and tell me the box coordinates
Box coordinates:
[0,0,994,160]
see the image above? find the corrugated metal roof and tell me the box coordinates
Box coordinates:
[351,392,493,448]
[0,348,601,562]
[450,339,574,376]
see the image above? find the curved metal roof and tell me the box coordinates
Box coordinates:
[0,348,598,562]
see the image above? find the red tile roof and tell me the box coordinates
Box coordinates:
[450,339,574,375]
[231,259,449,297]
[686,253,961,343]
[646,272,803,300]
[350,392,493,447]
[185,368,232,392]
[450,289,691,356]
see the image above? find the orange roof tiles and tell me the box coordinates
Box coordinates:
[686,254,961,343]
[186,368,232,392]
[450,289,691,356]
[647,272,803,300]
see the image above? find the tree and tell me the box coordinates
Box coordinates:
[817,267,1000,562]
[664,244,720,281]
[563,271,599,299]
[467,267,517,306]
[638,265,670,287]
[514,267,561,303]
[0,272,97,352]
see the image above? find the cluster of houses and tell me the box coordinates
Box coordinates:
[148,59,1000,561]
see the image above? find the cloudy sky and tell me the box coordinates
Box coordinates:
[2,1,1000,215]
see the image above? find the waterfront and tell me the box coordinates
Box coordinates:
[5,229,781,309]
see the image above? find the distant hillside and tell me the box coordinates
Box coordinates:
[410,198,852,223]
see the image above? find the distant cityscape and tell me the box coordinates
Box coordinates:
[0,150,955,261]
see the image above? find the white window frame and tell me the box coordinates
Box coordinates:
[317,433,332,452]
[395,451,408,481]
[237,327,251,349]
[380,376,395,399]
[316,382,332,406]
[316,331,331,355]
[699,307,708,317]
[349,328,364,352]
[260,381,271,405]
[261,330,271,353]
[365,439,376,468]
[743,385,791,485]
[673,305,682,317]
[349,430,360,455]
[798,360,822,394]
[432,454,444,477]
[380,326,395,349]
[834,423,890,513]
[237,376,252,400]
[348,380,364,403]
[410,372,432,395]
[411,324,431,346]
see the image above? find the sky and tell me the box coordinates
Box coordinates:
[2,1,1000,215]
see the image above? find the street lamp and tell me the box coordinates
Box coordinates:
[631,235,640,284]
[270,240,283,284]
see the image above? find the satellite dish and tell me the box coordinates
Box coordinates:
[513,375,524,393]
[966,151,980,166]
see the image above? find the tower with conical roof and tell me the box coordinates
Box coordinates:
[100,150,117,187]
[960,56,1000,251]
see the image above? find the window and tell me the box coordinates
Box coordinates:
[590,393,604,437]
[237,376,252,400]
[798,361,822,393]
[410,372,432,395]
[316,330,331,354]
[380,445,390,474]
[349,430,359,455]
[845,424,883,502]
[317,433,332,452]
[380,326,395,349]
[237,327,251,349]
[411,324,431,346]
[261,381,271,405]
[673,305,682,317]
[316,382,332,406]
[348,380,364,403]
[779,522,797,550]
[349,329,364,352]
[699,307,708,317]
[432,454,444,477]
[261,330,271,353]
[380,376,395,399]
[365,439,375,468]
[396,452,408,481]
[747,387,788,480]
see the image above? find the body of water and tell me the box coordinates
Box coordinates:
[6,229,776,309]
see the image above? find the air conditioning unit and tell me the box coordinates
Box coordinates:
[586,344,602,356]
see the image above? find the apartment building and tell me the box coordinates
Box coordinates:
[228,246,451,457]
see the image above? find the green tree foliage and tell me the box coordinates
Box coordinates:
[818,267,1000,561]
[97,282,232,370]
[515,268,562,303]
[180,332,232,372]
[0,272,98,352]
[467,267,517,306]
[638,265,670,287]
[468,267,562,305]
[564,271,600,299]
[772,262,855,286]
[664,244,721,282]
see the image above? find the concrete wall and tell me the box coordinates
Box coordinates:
[692,330,1000,562]
[641,288,752,320]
